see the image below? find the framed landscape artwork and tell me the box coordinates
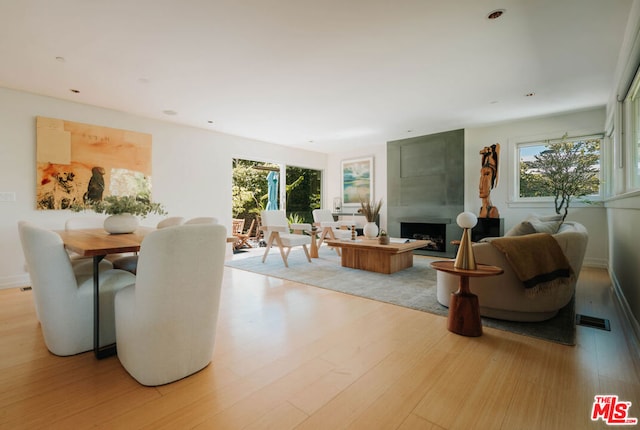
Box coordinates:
[35,116,152,210]
[341,156,373,207]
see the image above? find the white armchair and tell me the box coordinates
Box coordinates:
[18,221,136,356]
[312,209,352,254]
[114,224,227,386]
[261,210,312,267]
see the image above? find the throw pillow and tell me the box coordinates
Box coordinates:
[533,213,563,222]
[530,220,561,234]
[505,220,536,236]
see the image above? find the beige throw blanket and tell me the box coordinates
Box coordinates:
[490,233,575,297]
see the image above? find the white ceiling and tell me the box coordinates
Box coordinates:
[0,0,634,153]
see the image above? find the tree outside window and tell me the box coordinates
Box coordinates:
[285,166,321,223]
[519,135,601,220]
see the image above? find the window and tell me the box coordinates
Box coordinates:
[628,76,640,189]
[285,165,322,223]
[232,159,280,219]
[516,134,602,203]
[231,159,322,224]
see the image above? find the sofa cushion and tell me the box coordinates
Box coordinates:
[505,220,536,236]
[505,214,561,236]
[535,213,563,222]
[530,219,561,234]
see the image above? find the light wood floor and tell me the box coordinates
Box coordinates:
[1,258,639,429]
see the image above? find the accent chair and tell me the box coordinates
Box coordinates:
[312,209,352,255]
[260,210,312,267]
[114,224,227,386]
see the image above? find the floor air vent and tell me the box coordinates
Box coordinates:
[20,286,32,292]
[576,314,610,331]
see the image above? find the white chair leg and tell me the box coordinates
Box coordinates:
[262,232,276,263]
[318,227,330,248]
[274,234,289,267]
[327,229,341,256]
[302,245,311,262]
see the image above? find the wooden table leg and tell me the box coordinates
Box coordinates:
[447,275,482,337]
[309,232,319,258]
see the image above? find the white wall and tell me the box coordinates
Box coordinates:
[0,87,327,288]
[464,108,609,267]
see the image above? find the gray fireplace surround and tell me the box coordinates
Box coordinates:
[387,129,465,258]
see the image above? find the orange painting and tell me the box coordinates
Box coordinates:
[35,117,152,210]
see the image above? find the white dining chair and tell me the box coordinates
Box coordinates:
[64,216,114,275]
[185,217,218,224]
[112,216,186,274]
[114,224,227,386]
[18,221,136,356]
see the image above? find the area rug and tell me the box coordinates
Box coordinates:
[225,247,576,345]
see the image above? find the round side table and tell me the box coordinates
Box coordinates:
[430,260,503,337]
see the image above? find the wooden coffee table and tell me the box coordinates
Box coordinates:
[324,238,430,274]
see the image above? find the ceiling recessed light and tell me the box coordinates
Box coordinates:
[487,9,505,20]
[70,89,80,94]
[163,110,178,116]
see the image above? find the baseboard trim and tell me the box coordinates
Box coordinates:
[0,274,30,290]
[610,270,640,362]
[583,257,608,269]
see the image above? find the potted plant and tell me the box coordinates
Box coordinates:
[378,229,390,245]
[71,195,166,234]
[359,198,382,239]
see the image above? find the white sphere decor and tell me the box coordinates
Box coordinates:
[456,211,478,229]
[454,211,478,270]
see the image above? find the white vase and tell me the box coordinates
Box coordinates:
[103,213,139,234]
[363,222,379,239]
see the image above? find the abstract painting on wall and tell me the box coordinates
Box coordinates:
[341,156,373,207]
[35,116,152,210]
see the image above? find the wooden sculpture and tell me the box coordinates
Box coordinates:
[479,143,500,218]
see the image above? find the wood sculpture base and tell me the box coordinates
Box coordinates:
[430,261,503,337]
[447,277,482,337]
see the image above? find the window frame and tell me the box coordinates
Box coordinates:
[509,133,604,208]
[625,72,640,191]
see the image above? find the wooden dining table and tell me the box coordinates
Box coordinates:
[56,228,150,359]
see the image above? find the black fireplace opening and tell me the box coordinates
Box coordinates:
[400,222,446,253]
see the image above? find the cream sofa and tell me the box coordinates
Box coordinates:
[436,221,588,322]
